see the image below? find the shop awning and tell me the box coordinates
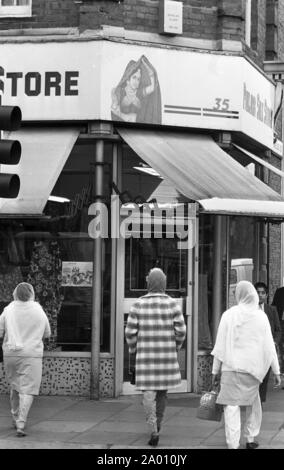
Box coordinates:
[199,198,284,218]
[118,129,284,217]
[233,144,284,178]
[0,127,80,214]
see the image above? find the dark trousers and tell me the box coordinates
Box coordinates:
[259,368,271,403]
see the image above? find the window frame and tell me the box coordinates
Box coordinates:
[0,0,32,18]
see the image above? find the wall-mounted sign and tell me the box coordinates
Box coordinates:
[159,0,183,36]
[0,40,281,154]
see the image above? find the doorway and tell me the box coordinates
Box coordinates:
[115,231,195,395]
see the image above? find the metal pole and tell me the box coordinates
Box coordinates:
[90,139,104,400]
[212,215,222,343]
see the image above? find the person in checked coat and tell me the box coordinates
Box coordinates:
[125,268,186,447]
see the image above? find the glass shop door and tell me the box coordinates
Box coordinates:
[115,227,195,395]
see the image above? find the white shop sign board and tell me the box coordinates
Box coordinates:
[0,40,280,153]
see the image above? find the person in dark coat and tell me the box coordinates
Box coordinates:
[125,268,186,447]
[272,286,284,373]
[254,282,282,403]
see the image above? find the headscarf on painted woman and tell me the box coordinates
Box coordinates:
[111,55,162,124]
[211,280,279,382]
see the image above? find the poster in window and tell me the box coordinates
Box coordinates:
[62,261,93,287]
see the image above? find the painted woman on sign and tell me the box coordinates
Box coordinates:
[111,55,162,124]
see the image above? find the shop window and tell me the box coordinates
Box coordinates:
[0,0,32,17]
[122,143,188,298]
[229,268,237,284]
[0,142,113,353]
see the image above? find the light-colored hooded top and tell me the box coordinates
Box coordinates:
[211,280,280,382]
[0,299,51,358]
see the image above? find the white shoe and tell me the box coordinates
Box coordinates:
[16,420,26,437]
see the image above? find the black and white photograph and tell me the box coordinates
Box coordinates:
[0,0,283,460]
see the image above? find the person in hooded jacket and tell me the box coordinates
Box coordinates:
[0,282,51,437]
[125,268,186,447]
[211,281,281,449]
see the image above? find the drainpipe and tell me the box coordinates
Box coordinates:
[90,139,104,400]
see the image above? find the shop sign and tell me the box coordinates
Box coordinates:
[0,40,281,154]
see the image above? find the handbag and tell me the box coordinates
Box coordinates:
[196,389,223,422]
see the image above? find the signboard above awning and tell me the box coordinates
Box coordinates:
[0,40,281,154]
[118,128,284,218]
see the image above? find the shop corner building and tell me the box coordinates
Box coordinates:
[0,0,283,398]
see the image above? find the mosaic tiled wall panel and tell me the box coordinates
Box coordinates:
[0,357,114,398]
[197,353,213,393]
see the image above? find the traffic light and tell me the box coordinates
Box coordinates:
[0,105,21,198]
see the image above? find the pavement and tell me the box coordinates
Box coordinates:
[0,380,283,450]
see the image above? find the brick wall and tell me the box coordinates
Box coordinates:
[257,0,266,63]
[183,1,218,40]
[216,0,244,42]
[0,0,244,45]
[79,0,220,39]
[249,0,266,67]
[0,0,79,30]
[266,0,278,60]
[277,0,284,60]
[0,0,278,75]
[79,0,125,31]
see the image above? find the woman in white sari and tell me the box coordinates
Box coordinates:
[0,282,51,437]
[211,281,281,449]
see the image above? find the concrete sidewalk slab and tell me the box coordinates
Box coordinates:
[0,385,282,449]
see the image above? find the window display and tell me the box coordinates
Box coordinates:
[0,142,113,353]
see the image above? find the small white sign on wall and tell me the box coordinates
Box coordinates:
[159,0,183,35]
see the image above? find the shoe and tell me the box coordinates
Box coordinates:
[246,441,259,449]
[16,428,26,437]
[148,434,159,447]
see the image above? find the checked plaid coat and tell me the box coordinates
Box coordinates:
[125,293,186,390]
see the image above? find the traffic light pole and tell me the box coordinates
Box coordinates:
[0,93,22,198]
[90,139,104,400]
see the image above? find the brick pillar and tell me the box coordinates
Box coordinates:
[217,0,244,43]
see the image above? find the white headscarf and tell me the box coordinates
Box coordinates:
[5,283,35,351]
[211,280,278,382]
